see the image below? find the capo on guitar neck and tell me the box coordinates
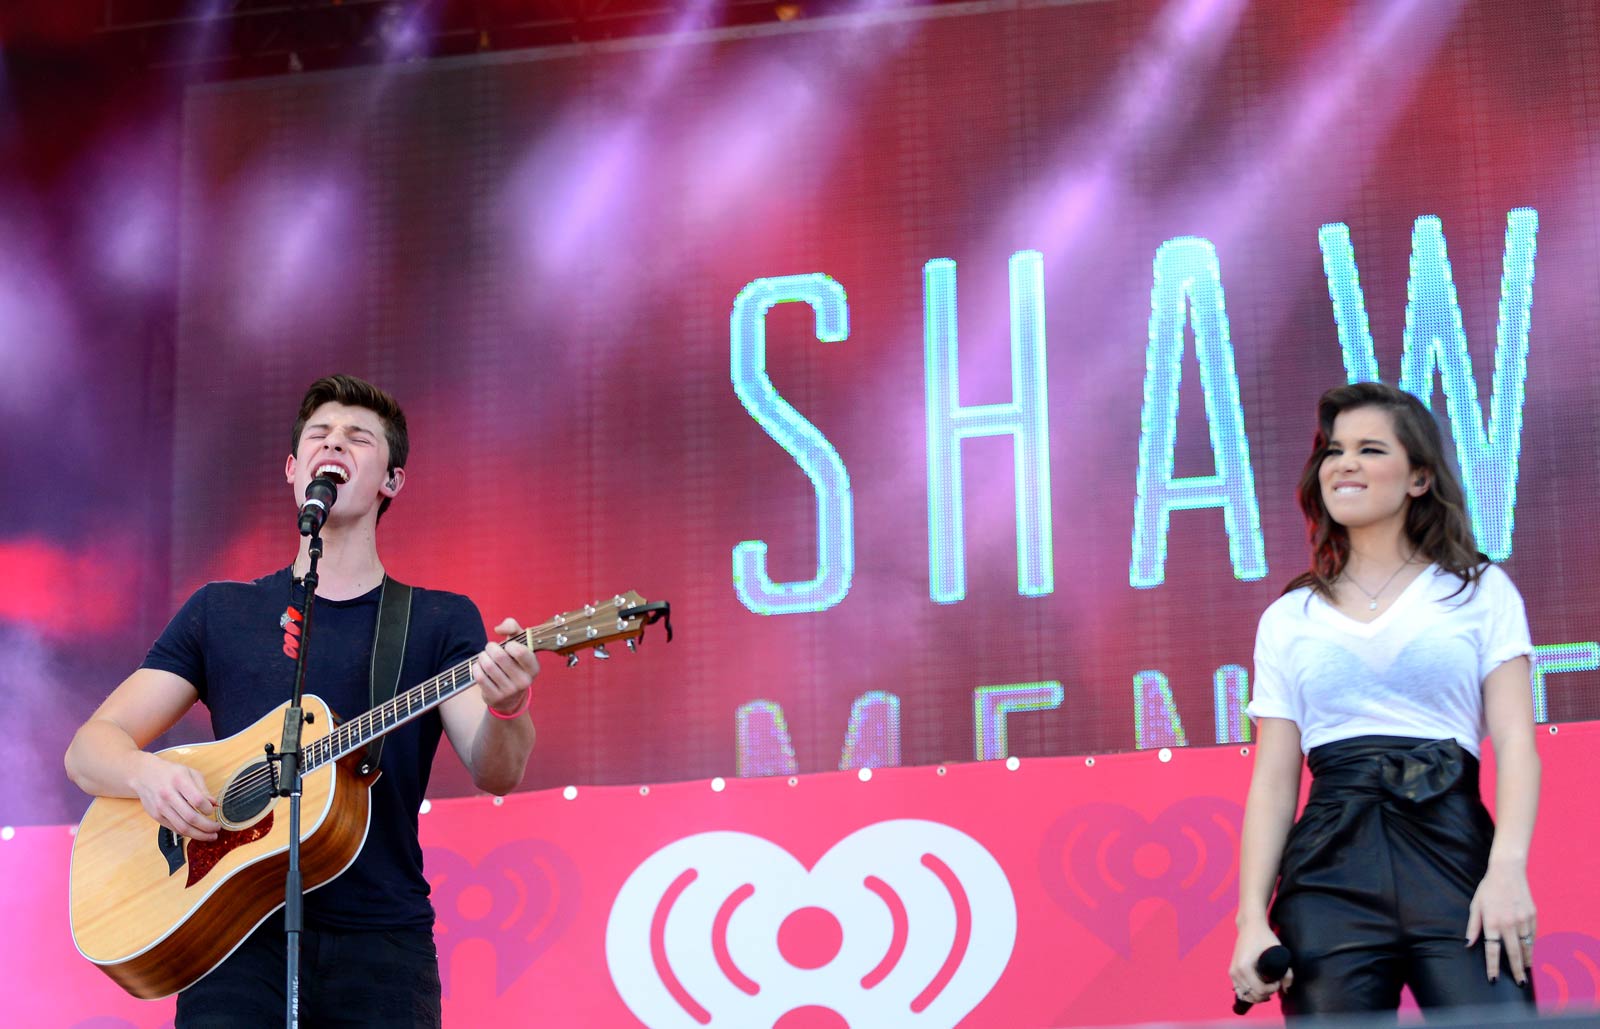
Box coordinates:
[618,600,672,644]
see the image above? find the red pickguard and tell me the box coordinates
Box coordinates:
[185,812,275,888]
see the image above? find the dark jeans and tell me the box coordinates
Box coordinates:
[175,916,442,1028]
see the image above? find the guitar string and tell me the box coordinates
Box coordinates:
[215,608,634,809]
[219,661,480,806]
[223,592,643,806]
[223,622,589,803]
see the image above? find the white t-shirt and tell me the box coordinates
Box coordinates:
[1247,563,1533,757]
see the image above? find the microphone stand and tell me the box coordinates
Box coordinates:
[270,522,322,1028]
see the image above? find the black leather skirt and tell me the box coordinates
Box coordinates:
[1270,735,1535,1017]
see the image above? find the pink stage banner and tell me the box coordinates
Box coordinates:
[9,723,1599,1028]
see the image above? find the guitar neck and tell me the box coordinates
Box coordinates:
[303,650,489,772]
[301,591,661,772]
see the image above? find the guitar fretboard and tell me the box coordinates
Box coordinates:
[299,591,647,772]
[302,632,528,771]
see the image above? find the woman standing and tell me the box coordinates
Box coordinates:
[1229,382,1540,1016]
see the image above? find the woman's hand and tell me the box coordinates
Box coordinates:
[1230,919,1293,1007]
[1466,862,1537,985]
[1470,655,1540,987]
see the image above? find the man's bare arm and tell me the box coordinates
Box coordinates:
[64,668,221,840]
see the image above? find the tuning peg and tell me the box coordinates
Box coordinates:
[626,638,638,653]
[566,653,580,668]
[594,645,610,660]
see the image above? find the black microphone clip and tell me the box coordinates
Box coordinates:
[297,476,339,537]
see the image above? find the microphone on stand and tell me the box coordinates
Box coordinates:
[297,475,338,537]
[1233,945,1292,1015]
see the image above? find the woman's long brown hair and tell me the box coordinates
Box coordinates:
[1283,382,1486,600]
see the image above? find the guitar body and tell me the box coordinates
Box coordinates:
[68,695,376,1000]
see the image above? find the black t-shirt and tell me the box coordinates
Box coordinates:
[142,567,486,931]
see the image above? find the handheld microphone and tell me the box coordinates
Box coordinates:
[297,476,338,537]
[1233,945,1292,1015]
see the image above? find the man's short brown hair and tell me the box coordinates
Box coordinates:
[290,374,409,519]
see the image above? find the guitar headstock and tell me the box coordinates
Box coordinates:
[522,591,671,665]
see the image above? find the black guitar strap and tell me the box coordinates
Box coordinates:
[360,575,413,776]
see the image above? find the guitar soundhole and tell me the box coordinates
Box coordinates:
[220,761,278,825]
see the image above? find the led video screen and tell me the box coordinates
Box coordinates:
[169,0,1600,797]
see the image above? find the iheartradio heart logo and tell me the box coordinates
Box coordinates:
[1038,797,1242,958]
[605,819,1016,1028]
[425,839,581,996]
[1534,931,1600,1007]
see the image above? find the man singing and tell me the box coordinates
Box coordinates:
[66,373,540,1026]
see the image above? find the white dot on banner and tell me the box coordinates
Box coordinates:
[1085,757,1096,767]
[711,777,726,792]
[562,785,578,801]
[639,786,650,797]
[1005,756,1020,771]
[787,777,798,787]
[1158,748,1173,763]
[936,766,947,776]
[857,768,873,782]
[1240,747,1251,757]
[0,826,13,841]
[492,795,504,806]
[418,800,431,815]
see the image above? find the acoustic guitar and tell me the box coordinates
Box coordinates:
[68,591,669,999]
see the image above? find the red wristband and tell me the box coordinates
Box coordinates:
[487,691,530,720]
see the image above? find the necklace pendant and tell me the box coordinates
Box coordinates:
[1369,600,1379,611]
